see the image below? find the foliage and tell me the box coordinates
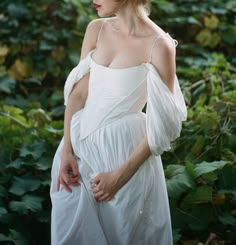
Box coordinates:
[0,0,236,244]
[0,104,63,244]
[151,0,236,63]
[163,51,236,244]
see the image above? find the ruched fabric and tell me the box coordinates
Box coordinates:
[51,39,187,245]
[146,63,187,156]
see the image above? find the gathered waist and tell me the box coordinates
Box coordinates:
[70,109,147,158]
[71,109,146,141]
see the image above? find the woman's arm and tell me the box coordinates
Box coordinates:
[58,19,105,192]
[116,36,177,183]
[92,36,176,200]
[62,19,104,154]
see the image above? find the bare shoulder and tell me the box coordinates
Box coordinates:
[155,34,176,62]
[148,20,175,52]
[150,32,177,93]
[86,18,105,32]
[80,18,107,59]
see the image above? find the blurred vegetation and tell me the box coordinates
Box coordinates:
[0,0,235,244]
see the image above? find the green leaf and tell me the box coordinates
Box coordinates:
[35,162,51,171]
[202,171,218,182]
[9,195,44,214]
[39,40,56,51]
[219,212,236,226]
[190,135,205,155]
[9,229,29,245]
[9,176,41,196]
[7,4,29,18]
[181,186,213,210]
[204,15,219,29]
[166,165,195,199]
[20,141,47,159]
[27,108,51,126]
[0,233,11,242]
[6,159,24,170]
[194,161,228,177]
[185,162,196,178]
[35,210,51,223]
[0,75,16,93]
[2,104,24,117]
[187,16,201,26]
[45,125,64,135]
[188,205,211,231]
[222,26,236,44]
[0,185,7,197]
[218,165,236,194]
[172,229,182,242]
[0,207,7,214]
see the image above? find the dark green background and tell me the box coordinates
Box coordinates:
[0,0,235,244]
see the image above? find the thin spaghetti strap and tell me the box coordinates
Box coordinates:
[97,19,107,43]
[149,33,178,63]
[166,32,178,47]
[149,35,163,63]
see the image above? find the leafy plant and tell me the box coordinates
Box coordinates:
[0,104,63,244]
[0,0,236,244]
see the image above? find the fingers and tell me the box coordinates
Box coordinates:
[71,162,79,177]
[98,193,110,202]
[94,190,110,201]
[97,193,114,202]
[92,184,100,194]
[57,172,80,193]
[94,190,103,198]
[106,196,114,201]
[92,175,101,185]
[61,178,72,193]
[69,175,80,186]
[92,184,113,202]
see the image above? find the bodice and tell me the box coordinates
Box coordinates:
[64,42,187,156]
[79,51,148,139]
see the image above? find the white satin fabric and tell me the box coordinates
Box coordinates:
[50,45,187,245]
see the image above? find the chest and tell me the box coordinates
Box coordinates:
[94,33,151,69]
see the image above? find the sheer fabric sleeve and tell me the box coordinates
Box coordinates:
[146,64,187,156]
[64,53,91,106]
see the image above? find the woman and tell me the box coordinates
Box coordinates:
[50,0,187,244]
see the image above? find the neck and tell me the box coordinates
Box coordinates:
[114,4,148,36]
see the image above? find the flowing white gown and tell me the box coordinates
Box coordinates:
[50,36,187,245]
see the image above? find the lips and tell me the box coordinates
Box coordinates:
[93,3,102,9]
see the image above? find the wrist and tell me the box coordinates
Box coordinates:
[62,143,73,155]
[114,162,133,188]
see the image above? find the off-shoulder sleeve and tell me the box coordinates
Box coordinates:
[146,64,187,156]
[64,52,91,106]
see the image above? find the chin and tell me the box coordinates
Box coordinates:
[97,9,115,18]
[97,13,109,17]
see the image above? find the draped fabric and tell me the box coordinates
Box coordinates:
[146,63,187,155]
[51,37,187,245]
[63,49,187,155]
[64,53,91,106]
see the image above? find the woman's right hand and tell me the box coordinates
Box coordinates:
[57,152,80,193]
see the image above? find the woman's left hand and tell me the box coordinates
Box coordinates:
[91,171,122,202]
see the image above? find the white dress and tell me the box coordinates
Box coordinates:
[50,39,187,245]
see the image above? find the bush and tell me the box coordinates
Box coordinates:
[0,0,235,244]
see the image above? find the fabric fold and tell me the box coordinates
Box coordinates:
[145,63,187,156]
[64,52,92,106]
